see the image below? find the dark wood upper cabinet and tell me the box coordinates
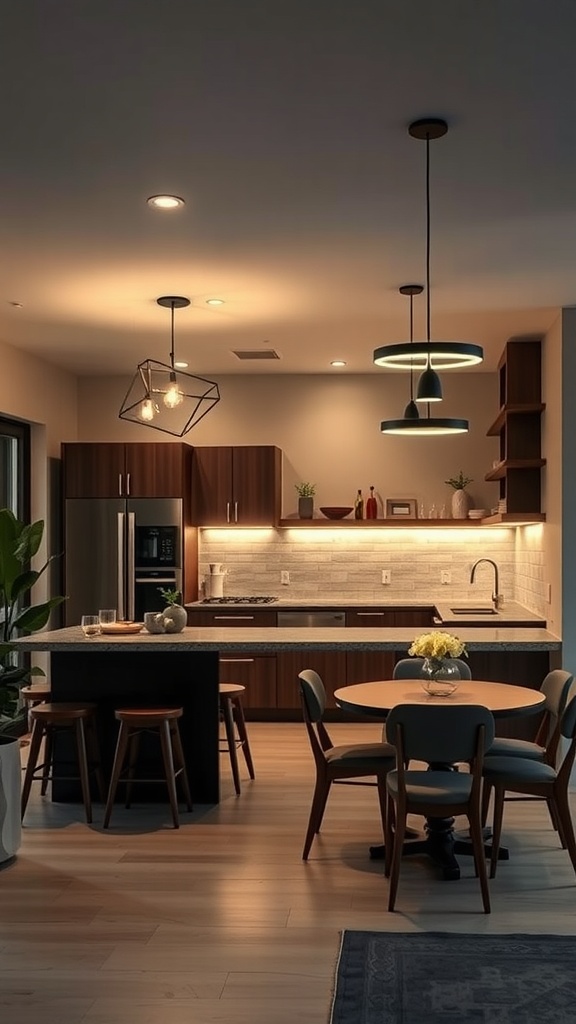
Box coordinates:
[192,445,282,525]
[63,443,192,498]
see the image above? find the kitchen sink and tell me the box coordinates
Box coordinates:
[450,607,497,615]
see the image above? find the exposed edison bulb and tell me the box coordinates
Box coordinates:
[163,383,184,408]
[140,398,156,421]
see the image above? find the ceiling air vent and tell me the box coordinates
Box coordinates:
[232,349,280,360]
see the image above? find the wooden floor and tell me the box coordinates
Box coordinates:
[3,721,576,1024]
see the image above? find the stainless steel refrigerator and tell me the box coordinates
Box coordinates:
[64,498,183,625]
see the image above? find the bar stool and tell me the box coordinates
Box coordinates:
[21,703,105,824]
[20,684,52,707]
[103,707,193,829]
[219,684,255,795]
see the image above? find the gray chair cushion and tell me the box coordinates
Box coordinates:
[485,737,546,761]
[326,742,396,768]
[482,756,557,783]
[387,769,473,804]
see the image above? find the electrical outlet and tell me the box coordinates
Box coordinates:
[281,570,290,585]
[381,569,391,585]
[441,570,451,585]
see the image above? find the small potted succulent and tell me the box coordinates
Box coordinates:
[157,587,187,633]
[445,470,473,519]
[295,482,316,519]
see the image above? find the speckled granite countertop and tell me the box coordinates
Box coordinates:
[15,625,560,653]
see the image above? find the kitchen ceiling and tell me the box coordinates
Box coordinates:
[0,1,573,378]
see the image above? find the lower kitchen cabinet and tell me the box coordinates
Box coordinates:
[188,610,277,628]
[218,654,277,710]
[346,651,397,686]
[276,651,347,710]
[346,608,435,628]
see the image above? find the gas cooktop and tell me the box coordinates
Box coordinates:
[202,596,278,605]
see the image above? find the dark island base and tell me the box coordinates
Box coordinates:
[50,651,220,805]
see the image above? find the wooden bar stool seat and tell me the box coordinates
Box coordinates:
[20,684,52,706]
[103,707,193,829]
[219,684,255,795]
[21,703,105,825]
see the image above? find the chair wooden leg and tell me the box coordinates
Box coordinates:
[21,719,45,820]
[124,731,141,808]
[490,786,506,878]
[387,804,406,912]
[159,719,180,829]
[553,789,576,874]
[87,718,106,802]
[468,809,491,913]
[376,774,387,842]
[302,778,331,860]
[546,797,562,837]
[74,718,93,824]
[233,699,255,779]
[384,792,395,878]
[103,721,130,829]
[221,696,241,795]
[481,780,492,827]
[40,726,53,796]
[171,721,193,811]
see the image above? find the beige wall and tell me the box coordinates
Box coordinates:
[78,371,500,515]
[0,336,77,459]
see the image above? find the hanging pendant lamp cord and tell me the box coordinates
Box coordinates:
[425,130,431,363]
[409,291,415,401]
[170,302,175,369]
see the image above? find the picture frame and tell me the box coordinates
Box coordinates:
[385,498,418,519]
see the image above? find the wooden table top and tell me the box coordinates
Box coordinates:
[334,679,546,719]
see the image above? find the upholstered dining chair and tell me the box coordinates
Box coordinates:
[482,692,576,879]
[484,668,574,763]
[393,656,472,680]
[297,669,396,860]
[385,703,495,914]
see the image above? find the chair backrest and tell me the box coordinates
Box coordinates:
[393,656,472,680]
[298,669,326,723]
[386,703,495,764]
[542,669,574,716]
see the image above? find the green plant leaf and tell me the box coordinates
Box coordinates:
[12,597,66,634]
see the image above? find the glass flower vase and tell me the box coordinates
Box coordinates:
[420,657,461,696]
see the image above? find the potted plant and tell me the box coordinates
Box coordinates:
[445,470,473,519]
[295,482,315,519]
[0,509,66,865]
[158,587,187,633]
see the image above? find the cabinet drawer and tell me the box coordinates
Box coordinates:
[188,610,277,627]
[346,609,395,627]
[219,655,277,708]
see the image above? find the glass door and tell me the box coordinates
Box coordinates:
[0,416,30,520]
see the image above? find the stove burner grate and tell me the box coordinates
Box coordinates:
[202,596,277,605]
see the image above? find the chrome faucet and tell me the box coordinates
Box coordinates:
[470,558,503,610]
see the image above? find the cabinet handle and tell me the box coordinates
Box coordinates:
[226,502,231,523]
[118,474,123,497]
[213,615,255,621]
[220,658,255,664]
[234,501,238,522]
[126,472,131,496]
[356,612,386,617]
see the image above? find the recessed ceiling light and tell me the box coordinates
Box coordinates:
[174,360,189,368]
[206,298,225,306]
[146,195,185,209]
[331,360,347,367]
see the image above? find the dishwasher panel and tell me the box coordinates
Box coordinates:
[277,611,346,628]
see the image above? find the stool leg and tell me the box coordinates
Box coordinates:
[221,696,241,795]
[159,719,180,829]
[40,725,54,796]
[125,731,141,808]
[170,721,193,811]
[21,719,45,820]
[233,698,255,780]
[103,721,130,829]
[74,718,93,824]
[87,718,106,802]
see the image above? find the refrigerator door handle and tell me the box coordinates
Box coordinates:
[117,512,126,619]
[118,474,123,497]
[127,512,136,620]
[126,472,131,496]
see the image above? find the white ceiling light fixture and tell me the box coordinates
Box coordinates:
[381,284,469,436]
[206,298,225,306]
[119,296,220,436]
[330,360,347,367]
[373,119,483,373]
[146,194,185,209]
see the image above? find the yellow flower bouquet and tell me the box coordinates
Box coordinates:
[408,631,467,660]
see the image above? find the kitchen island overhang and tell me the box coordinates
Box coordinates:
[15,626,561,807]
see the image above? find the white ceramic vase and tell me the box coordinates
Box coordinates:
[451,488,472,519]
[0,736,21,865]
[161,604,188,633]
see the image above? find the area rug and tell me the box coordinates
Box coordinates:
[330,931,576,1023]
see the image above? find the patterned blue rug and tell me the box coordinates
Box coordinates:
[331,932,576,1023]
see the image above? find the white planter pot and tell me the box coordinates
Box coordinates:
[0,736,21,866]
[162,604,188,633]
[451,488,472,519]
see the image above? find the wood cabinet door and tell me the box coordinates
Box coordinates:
[63,443,126,498]
[395,609,435,628]
[231,446,281,525]
[187,610,277,628]
[277,651,347,709]
[124,443,187,497]
[191,447,233,524]
[346,609,396,627]
[219,655,277,708]
[346,652,396,686]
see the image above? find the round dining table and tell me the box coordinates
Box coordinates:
[334,678,546,880]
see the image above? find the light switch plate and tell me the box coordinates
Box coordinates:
[441,570,451,584]
[381,569,391,585]
[281,570,290,585]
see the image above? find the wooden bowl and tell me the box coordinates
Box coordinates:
[319,506,354,520]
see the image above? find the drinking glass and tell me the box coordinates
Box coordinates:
[81,615,100,637]
[98,609,117,625]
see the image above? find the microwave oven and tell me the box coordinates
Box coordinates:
[135,525,179,568]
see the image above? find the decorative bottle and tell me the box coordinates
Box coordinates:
[354,489,364,519]
[366,486,378,520]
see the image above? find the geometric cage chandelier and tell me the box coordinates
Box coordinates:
[119,296,221,437]
[373,118,483,372]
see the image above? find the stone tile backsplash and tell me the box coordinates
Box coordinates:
[198,526,547,616]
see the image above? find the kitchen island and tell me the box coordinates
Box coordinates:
[16,625,561,805]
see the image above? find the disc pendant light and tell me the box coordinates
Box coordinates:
[119,296,221,436]
[373,119,483,372]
